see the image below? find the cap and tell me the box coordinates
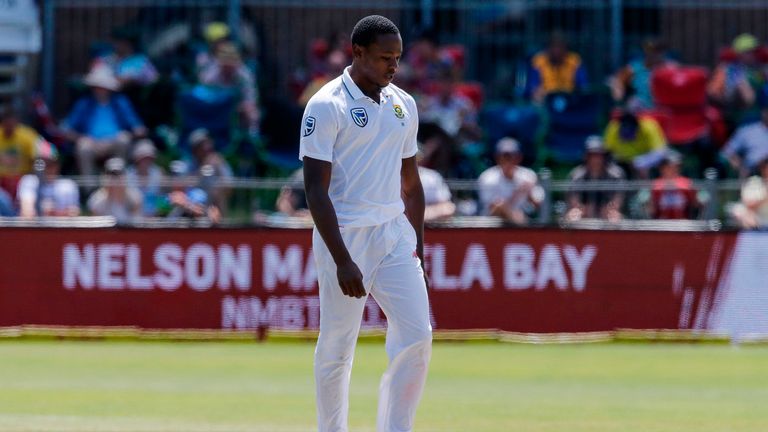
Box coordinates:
[204,22,230,43]
[104,157,126,175]
[495,137,521,155]
[132,139,157,161]
[83,65,120,91]
[35,138,59,162]
[189,128,211,148]
[661,150,683,166]
[733,33,759,54]
[585,135,607,153]
[169,160,190,176]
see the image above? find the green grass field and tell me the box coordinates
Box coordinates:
[0,340,766,432]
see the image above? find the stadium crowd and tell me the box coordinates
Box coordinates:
[2,23,768,227]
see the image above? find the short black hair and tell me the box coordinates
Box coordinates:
[351,15,400,47]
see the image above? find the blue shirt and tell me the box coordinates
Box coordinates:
[64,94,143,138]
[722,121,768,169]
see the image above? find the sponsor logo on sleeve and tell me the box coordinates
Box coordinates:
[303,116,316,137]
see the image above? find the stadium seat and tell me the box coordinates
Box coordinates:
[649,66,711,146]
[176,84,237,155]
[543,92,602,164]
[481,103,543,167]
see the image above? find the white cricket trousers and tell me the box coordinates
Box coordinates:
[313,213,432,432]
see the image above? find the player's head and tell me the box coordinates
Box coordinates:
[351,15,402,88]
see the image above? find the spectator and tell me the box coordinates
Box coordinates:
[649,151,700,219]
[126,139,164,217]
[159,160,220,223]
[603,98,668,178]
[197,22,231,72]
[0,187,12,216]
[417,148,456,221]
[565,136,626,222]
[107,27,159,88]
[87,157,143,224]
[708,34,766,125]
[478,138,542,224]
[721,105,768,178]
[62,65,146,177]
[298,49,348,107]
[609,38,676,108]
[17,140,80,218]
[526,32,588,103]
[731,156,768,228]
[275,168,310,219]
[187,128,233,214]
[0,104,39,199]
[198,42,260,135]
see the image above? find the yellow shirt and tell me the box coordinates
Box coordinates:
[604,117,666,163]
[0,125,39,177]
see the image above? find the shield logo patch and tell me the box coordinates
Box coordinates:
[393,104,405,119]
[303,116,316,137]
[350,108,368,127]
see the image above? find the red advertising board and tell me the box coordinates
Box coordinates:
[0,227,736,333]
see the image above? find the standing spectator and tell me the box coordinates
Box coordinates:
[731,156,768,228]
[197,22,231,72]
[0,104,39,199]
[649,151,700,219]
[565,136,626,222]
[126,139,164,217]
[721,105,768,178]
[708,34,766,125]
[198,42,260,135]
[609,38,676,108]
[17,140,80,218]
[603,99,668,177]
[62,66,146,177]
[525,32,588,103]
[87,157,143,224]
[187,128,233,214]
[478,138,542,224]
[107,27,159,88]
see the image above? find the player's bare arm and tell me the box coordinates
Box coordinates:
[303,156,365,298]
[401,155,430,290]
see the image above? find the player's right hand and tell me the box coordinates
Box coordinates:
[336,260,366,298]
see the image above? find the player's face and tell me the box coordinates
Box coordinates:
[357,33,402,88]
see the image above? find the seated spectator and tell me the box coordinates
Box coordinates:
[418,149,456,221]
[106,27,159,88]
[0,187,12,216]
[603,98,668,178]
[87,157,143,224]
[298,49,347,107]
[187,128,233,214]
[721,105,768,178]
[609,38,676,108]
[478,138,542,224]
[62,66,146,177]
[525,32,588,103]
[159,160,220,223]
[17,140,80,218]
[708,34,766,126]
[198,42,260,135]
[565,136,626,222]
[649,151,700,219]
[0,104,39,199]
[731,156,768,228]
[126,139,164,217]
[275,168,310,219]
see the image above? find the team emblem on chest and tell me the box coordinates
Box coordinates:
[393,104,405,119]
[350,107,368,127]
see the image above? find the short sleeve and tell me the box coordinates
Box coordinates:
[17,175,38,201]
[299,98,338,162]
[402,98,419,158]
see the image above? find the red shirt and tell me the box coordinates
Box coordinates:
[651,176,697,219]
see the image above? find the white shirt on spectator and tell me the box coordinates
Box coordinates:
[17,174,79,214]
[477,165,538,215]
[420,94,475,137]
[419,166,451,205]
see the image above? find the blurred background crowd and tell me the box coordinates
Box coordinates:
[4,0,768,228]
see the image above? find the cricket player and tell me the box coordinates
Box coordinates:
[300,15,432,432]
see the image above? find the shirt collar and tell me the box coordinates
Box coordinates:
[342,66,392,101]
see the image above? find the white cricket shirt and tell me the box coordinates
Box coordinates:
[299,67,419,228]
